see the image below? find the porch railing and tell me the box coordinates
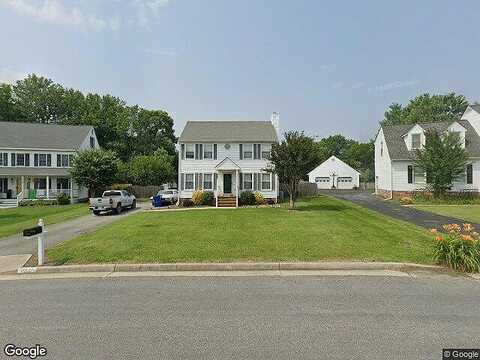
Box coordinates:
[24,189,79,199]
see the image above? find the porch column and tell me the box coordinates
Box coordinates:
[215,172,218,208]
[70,178,74,204]
[46,176,50,199]
[235,170,239,208]
[21,176,24,199]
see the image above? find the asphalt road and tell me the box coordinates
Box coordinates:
[1,275,479,360]
[0,203,146,256]
[320,190,480,229]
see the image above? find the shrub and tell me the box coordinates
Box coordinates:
[430,224,480,273]
[111,183,132,191]
[240,191,256,205]
[180,199,194,207]
[192,190,204,206]
[56,193,70,205]
[254,191,264,205]
[399,196,413,205]
[202,191,214,205]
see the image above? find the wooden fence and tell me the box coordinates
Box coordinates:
[279,181,318,199]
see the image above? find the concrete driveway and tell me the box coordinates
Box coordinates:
[0,202,147,257]
[319,190,480,229]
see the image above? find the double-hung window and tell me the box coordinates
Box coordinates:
[467,164,473,185]
[185,173,194,190]
[413,166,425,184]
[243,173,253,190]
[203,144,213,159]
[261,173,271,190]
[203,173,213,190]
[243,144,253,159]
[185,144,195,159]
[16,153,26,166]
[57,154,70,167]
[411,134,421,149]
[34,154,51,167]
[0,153,7,166]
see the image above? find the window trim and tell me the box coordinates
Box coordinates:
[411,133,421,150]
[413,166,426,184]
[243,173,253,190]
[203,173,213,190]
[185,144,195,159]
[203,144,213,160]
[242,144,253,159]
[261,173,271,190]
[185,173,194,190]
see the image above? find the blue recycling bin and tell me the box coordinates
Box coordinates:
[152,195,162,208]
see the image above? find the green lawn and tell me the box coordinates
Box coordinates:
[47,196,434,265]
[0,204,90,239]
[412,205,480,225]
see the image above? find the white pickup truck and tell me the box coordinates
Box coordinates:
[89,190,136,216]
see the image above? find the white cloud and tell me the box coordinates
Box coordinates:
[1,0,170,31]
[0,68,27,84]
[369,79,420,93]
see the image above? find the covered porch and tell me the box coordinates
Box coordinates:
[214,157,240,208]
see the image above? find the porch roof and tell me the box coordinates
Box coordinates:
[0,168,70,176]
[215,157,240,171]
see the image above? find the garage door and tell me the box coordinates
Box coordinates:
[315,177,331,189]
[337,177,353,189]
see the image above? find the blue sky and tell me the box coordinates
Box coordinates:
[0,0,479,141]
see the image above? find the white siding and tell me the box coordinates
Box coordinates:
[179,142,278,199]
[308,156,360,189]
[374,128,392,193]
[462,106,480,136]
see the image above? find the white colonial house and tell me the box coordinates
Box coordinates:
[308,156,360,190]
[374,104,480,198]
[0,121,100,207]
[178,113,280,207]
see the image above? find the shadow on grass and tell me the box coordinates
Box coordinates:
[296,203,349,212]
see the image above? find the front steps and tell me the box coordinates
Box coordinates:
[217,196,237,208]
[0,199,18,209]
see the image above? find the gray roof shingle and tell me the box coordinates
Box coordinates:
[0,121,93,150]
[471,104,480,113]
[382,120,480,159]
[179,121,278,142]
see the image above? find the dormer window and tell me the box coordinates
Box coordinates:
[411,133,421,149]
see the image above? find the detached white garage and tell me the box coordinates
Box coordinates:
[308,156,361,190]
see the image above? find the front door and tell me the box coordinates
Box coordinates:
[223,174,232,194]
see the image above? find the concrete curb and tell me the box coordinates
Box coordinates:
[17,261,446,274]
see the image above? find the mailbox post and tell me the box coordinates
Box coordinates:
[22,219,46,266]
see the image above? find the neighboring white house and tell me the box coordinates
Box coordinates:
[374,104,480,198]
[177,113,280,207]
[0,121,100,207]
[308,156,360,190]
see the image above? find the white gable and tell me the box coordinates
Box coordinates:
[308,156,360,176]
[462,105,480,136]
[403,124,424,150]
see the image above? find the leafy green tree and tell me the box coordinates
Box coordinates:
[12,74,66,123]
[267,131,319,209]
[0,83,22,121]
[127,149,175,186]
[413,130,468,198]
[382,93,468,126]
[315,134,356,161]
[70,149,120,197]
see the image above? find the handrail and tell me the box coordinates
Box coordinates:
[16,191,23,206]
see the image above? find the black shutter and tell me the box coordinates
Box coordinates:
[199,144,203,160]
[10,153,15,167]
[195,144,199,160]
[181,144,185,160]
[181,173,185,190]
[253,173,258,190]
[214,144,217,160]
[239,173,243,190]
[467,164,473,184]
[239,144,243,160]
[254,144,260,159]
[407,165,413,184]
[25,154,30,167]
[272,174,275,190]
[214,173,217,190]
[34,154,39,167]
[47,154,51,167]
[57,154,61,167]
[3,153,8,166]
[199,173,203,189]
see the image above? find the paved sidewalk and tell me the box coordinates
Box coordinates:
[0,203,146,256]
[321,190,480,229]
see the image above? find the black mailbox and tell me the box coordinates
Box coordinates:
[23,226,43,237]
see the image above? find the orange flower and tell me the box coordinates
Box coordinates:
[435,235,444,242]
[429,228,438,234]
[461,234,474,242]
[463,223,474,232]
